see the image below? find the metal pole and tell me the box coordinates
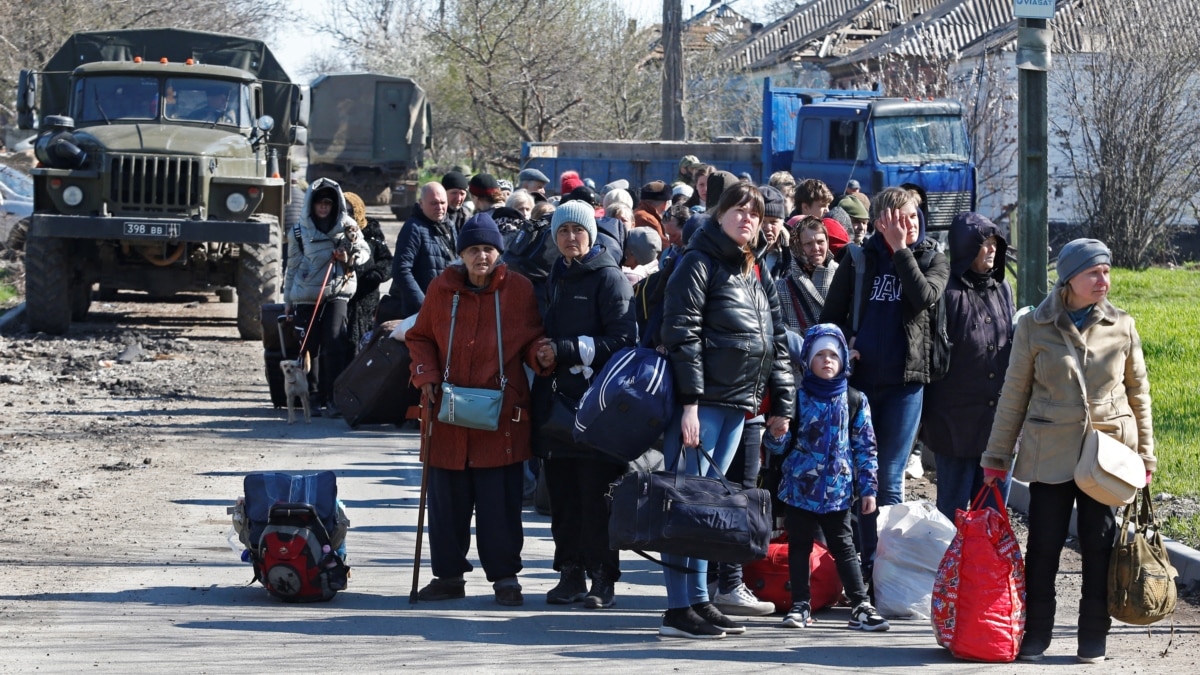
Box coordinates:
[1016,18,1050,308]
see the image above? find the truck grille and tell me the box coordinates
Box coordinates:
[925,191,974,231]
[109,154,202,211]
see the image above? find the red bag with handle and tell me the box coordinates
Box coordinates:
[931,485,1026,662]
[743,537,843,613]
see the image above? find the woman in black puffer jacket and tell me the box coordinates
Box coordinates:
[531,199,636,610]
[656,182,795,639]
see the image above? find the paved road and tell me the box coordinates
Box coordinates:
[1,413,1190,674]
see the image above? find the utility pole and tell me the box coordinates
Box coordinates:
[662,0,686,140]
[1015,3,1053,308]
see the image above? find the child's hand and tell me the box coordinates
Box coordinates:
[766,415,789,439]
[860,496,877,515]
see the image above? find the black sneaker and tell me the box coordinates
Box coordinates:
[584,574,615,609]
[659,607,726,639]
[848,602,890,632]
[1077,632,1106,664]
[494,581,524,607]
[416,576,466,602]
[780,601,812,628]
[692,602,746,635]
[546,566,587,604]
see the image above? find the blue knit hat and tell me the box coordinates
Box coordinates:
[551,200,597,246]
[457,212,505,254]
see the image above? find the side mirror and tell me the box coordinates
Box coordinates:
[289,125,308,146]
[17,70,38,130]
[290,85,310,127]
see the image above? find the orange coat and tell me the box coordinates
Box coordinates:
[633,202,666,243]
[407,264,550,470]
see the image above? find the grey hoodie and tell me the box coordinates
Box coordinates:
[284,177,371,304]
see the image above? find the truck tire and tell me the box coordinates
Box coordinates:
[25,235,72,335]
[236,214,282,341]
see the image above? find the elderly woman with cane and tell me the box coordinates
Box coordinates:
[405,212,552,606]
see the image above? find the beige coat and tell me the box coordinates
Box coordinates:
[981,288,1154,484]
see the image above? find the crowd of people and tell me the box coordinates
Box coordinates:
[282,157,1155,661]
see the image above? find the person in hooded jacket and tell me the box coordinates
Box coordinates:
[531,199,636,611]
[818,186,949,583]
[283,178,371,416]
[920,212,1015,520]
[342,192,393,350]
[657,181,795,639]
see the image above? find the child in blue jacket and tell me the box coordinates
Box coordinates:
[765,323,888,631]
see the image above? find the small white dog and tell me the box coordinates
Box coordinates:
[280,352,312,424]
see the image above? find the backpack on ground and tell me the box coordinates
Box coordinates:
[231,471,350,602]
[572,345,675,463]
[501,213,558,282]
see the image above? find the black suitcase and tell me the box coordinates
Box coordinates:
[265,348,287,408]
[332,331,420,427]
[261,303,301,353]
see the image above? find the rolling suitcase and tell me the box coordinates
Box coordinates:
[262,303,302,408]
[332,331,420,427]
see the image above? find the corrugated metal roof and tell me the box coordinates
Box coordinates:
[722,0,943,71]
[825,0,1014,68]
[958,0,1116,58]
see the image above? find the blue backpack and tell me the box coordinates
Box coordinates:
[573,345,675,463]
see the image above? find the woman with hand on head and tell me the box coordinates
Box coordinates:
[981,238,1154,664]
[406,212,552,607]
[657,181,795,639]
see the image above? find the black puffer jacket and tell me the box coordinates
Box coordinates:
[531,245,636,459]
[661,217,795,418]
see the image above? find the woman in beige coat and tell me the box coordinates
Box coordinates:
[982,238,1154,664]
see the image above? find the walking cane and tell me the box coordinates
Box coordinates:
[409,397,433,604]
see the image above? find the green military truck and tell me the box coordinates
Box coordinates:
[305,72,429,218]
[15,28,309,339]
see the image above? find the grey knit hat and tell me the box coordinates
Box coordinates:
[625,228,662,265]
[551,200,598,247]
[1056,238,1111,285]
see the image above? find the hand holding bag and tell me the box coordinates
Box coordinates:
[1108,488,1177,625]
[437,292,506,431]
[606,445,771,564]
[932,485,1027,662]
[1058,327,1146,506]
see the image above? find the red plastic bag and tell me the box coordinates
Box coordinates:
[931,485,1026,662]
[744,540,843,613]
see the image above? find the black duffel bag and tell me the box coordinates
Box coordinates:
[607,446,771,564]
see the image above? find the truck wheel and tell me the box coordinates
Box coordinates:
[25,235,72,335]
[237,215,282,341]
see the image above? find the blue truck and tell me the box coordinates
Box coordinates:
[520,78,975,236]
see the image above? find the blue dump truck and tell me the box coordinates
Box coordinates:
[521,78,975,236]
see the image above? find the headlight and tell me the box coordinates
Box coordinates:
[63,185,84,206]
[225,192,248,213]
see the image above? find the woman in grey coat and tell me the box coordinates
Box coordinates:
[283,177,370,416]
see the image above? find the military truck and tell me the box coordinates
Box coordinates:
[306,72,429,218]
[15,29,309,339]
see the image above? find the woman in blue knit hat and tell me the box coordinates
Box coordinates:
[982,238,1155,663]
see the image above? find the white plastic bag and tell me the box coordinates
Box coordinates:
[873,500,956,619]
[388,313,419,342]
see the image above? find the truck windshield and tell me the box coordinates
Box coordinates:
[165,78,251,127]
[72,76,162,122]
[873,115,970,164]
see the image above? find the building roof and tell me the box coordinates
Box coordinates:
[824,0,1013,69]
[721,0,941,72]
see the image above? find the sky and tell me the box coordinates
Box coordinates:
[267,0,767,81]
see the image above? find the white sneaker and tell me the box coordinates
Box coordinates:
[712,583,775,617]
[904,452,924,479]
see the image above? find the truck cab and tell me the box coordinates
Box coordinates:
[15,29,308,338]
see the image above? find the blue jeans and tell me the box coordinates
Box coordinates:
[855,382,923,569]
[933,453,1011,522]
[661,405,746,609]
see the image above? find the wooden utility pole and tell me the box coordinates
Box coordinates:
[662,0,685,140]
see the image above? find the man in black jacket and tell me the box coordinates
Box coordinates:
[389,182,455,318]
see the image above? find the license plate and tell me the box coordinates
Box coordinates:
[123,221,182,239]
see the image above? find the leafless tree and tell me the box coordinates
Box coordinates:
[312,0,429,76]
[1050,1,1200,267]
[0,0,285,123]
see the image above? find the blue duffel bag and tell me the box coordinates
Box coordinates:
[573,346,675,463]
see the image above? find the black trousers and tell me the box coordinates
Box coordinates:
[1025,481,1116,637]
[716,419,764,593]
[545,456,625,579]
[294,298,351,405]
[786,505,870,607]
[426,463,525,583]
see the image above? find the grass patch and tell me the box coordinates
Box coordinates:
[1111,267,1200,542]
[0,267,16,306]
